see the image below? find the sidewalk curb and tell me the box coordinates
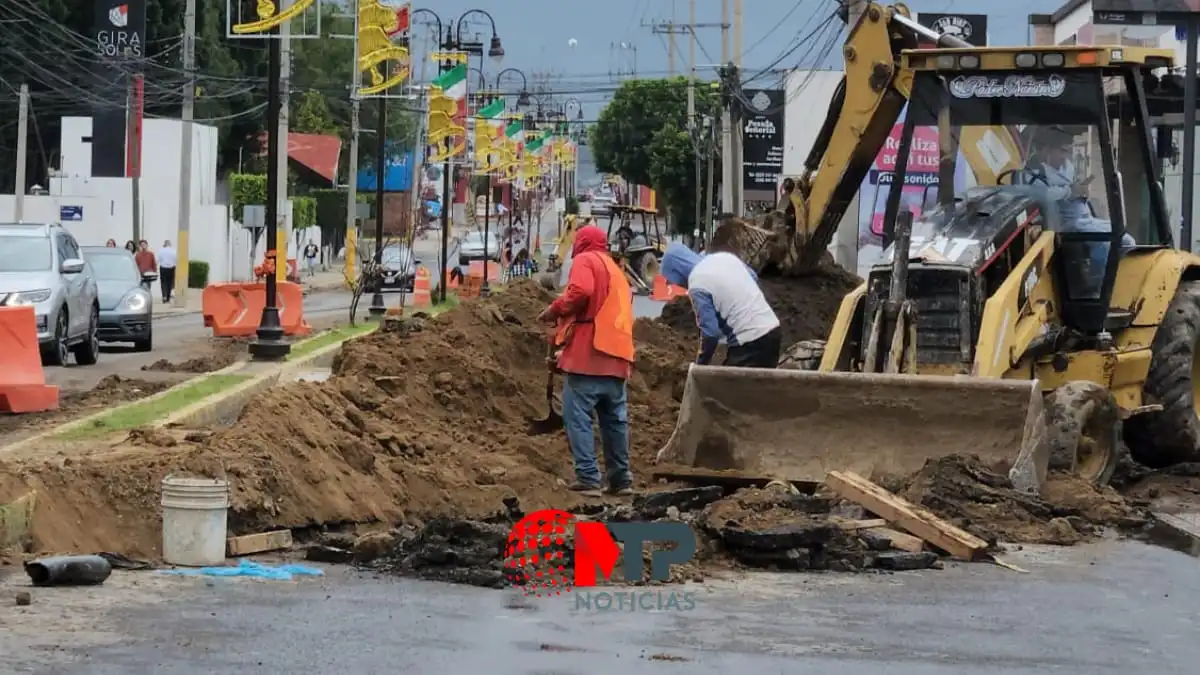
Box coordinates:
[0,331,356,458]
[0,361,248,458]
[159,340,345,429]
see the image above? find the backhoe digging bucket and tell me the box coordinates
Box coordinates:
[656,366,1047,486]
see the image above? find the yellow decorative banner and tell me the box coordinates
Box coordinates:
[357,1,410,96]
[232,0,316,34]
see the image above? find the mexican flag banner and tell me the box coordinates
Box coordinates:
[525,131,550,153]
[476,98,505,140]
[505,120,523,144]
[431,64,468,118]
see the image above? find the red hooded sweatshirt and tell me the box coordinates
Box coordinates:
[545,225,633,380]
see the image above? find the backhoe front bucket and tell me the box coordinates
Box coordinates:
[656,366,1046,485]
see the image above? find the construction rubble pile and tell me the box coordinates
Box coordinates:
[2,264,1197,575]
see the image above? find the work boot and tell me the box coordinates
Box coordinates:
[604,484,634,497]
[568,481,602,497]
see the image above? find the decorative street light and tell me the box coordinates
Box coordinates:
[564,97,584,120]
[412,8,504,303]
[496,68,531,108]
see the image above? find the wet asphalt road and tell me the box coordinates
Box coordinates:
[41,290,357,394]
[3,540,1196,674]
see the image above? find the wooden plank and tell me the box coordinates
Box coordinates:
[865,527,924,553]
[0,491,36,551]
[226,529,294,557]
[835,518,888,531]
[651,470,820,494]
[1147,512,1200,557]
[825,471,988,560]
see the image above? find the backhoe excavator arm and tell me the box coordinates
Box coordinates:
[715,2,971,275]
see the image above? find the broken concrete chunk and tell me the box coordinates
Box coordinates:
[718,522,837,551]
[729,547,811,571]
[305,545,354,565]
[873,551,939,571]
[633,486,724,519]
[858,529,895,551]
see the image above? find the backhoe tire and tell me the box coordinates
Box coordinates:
[778,339,825,371]
[1124,280,1200,468]
[1044,381,1123,487]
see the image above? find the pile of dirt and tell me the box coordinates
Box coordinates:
[658,261,861,347]
[898,455,1150,546]
[0,376,170,437]
[2,279,696,557]
[141,340,244,373]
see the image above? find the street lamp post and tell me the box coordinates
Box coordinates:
[494,68,530,260]
[367,84,387,318]
[249,27,289,361]
[412,9,503,303]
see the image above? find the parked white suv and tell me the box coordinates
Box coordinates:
[0,223,100,366]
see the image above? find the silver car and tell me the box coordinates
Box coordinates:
[458,231,501,265]
[0,223,100,366]
[81,246,153,351]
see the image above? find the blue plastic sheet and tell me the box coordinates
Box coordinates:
[161,559,324,581]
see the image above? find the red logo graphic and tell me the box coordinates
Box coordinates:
[503,509,621,597]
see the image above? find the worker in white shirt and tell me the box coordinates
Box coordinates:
[157,240,178,303]
[660,241,782,367]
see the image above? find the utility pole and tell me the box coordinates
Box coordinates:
[833,0,867,272]
[126,76,143,243]
[705,116,715,245]
[720,0,732,217]
[688,0,697,240]
[732,0,744,216]
[276,8,292,284]
[174,0,195,306]
[331,15,359,286]
[14,83,28,221]
[645,18,689,76]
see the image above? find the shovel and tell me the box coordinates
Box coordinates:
[527,341,564,435]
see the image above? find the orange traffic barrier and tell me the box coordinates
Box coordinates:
[0,306,59,413]
[650,274,687,301]
[408,266,432,308]
[201,281,313,338]
[468,260,500,282]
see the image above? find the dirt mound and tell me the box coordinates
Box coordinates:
[0,376,170,438]
[142,340,244,373]
[658,262,861,347]
[900,455,1149,546]
[2,279,696,557]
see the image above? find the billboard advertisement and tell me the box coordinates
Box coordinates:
[741,89,786,203]
[357,149,415,192]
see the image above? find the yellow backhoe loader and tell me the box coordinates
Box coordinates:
[658,6,1198,494]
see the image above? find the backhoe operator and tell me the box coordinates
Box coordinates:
[1025,130,1135,294]
[661,241,782,368]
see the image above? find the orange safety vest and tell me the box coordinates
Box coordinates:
[555,252,635,362]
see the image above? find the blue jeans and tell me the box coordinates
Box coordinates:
[562,374,632,488]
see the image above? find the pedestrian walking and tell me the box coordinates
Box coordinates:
[157,239,178,303]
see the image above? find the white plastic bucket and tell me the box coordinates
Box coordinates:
[161,476,229,567]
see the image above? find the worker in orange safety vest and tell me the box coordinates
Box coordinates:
[537,224,636,497]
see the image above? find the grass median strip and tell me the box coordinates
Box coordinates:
[287,298,462,360]
[56,374,252,441]
[288,322,378,360]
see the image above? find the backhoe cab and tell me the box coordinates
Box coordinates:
[659,44,1200,491]
[818,45,1200,470]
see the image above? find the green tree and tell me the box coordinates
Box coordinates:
[292,90,339,135]
[590,77,720,233]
